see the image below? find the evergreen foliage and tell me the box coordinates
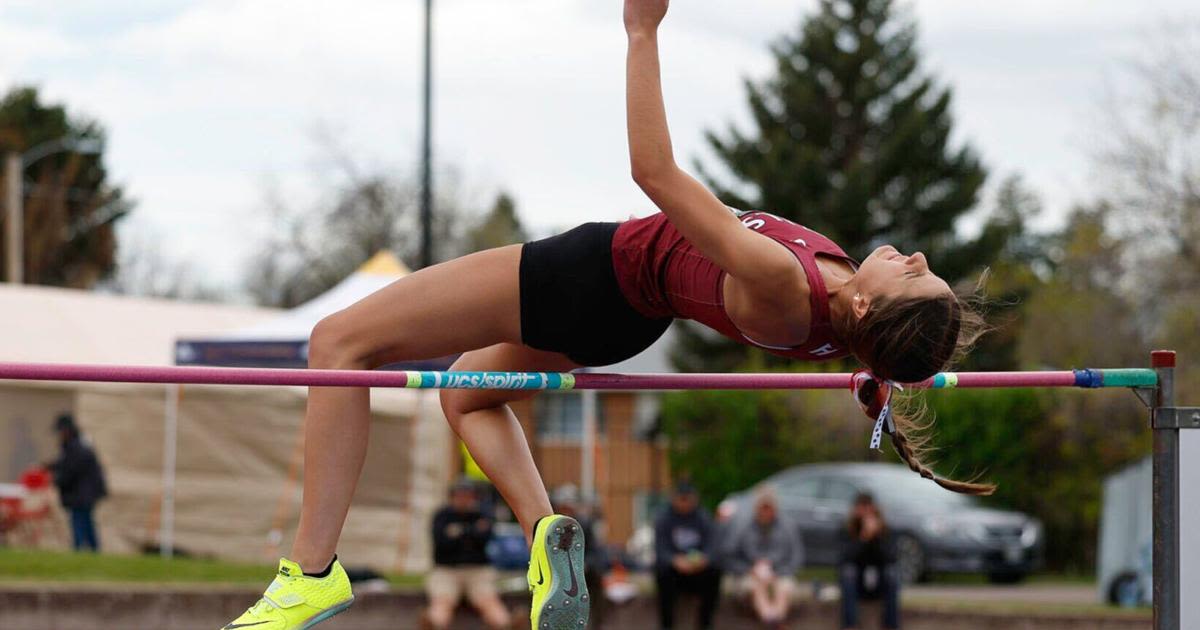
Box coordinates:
[0,87,132,288]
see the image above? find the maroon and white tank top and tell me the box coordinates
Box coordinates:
[610,210,857,361]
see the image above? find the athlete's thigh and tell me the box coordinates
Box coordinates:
[334,245,525,363]
[441,343,582,412]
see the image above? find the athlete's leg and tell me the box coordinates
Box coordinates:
[291,246,526,572]
[439,343,581,540]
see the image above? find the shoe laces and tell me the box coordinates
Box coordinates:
[248,597,278,616]
[249,572,294,615]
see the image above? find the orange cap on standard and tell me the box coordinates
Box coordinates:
[1151,350,1177,368]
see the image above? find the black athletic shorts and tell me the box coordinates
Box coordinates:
[519,222,672,367]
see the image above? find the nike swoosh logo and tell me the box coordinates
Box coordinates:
[224,623,269,629]
[564,547,579,597]
[537,559,545,586]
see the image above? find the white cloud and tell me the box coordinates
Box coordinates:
[2,0,1197,289]
[0,20,81,76]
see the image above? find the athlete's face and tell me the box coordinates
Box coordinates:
[852,245,951,317]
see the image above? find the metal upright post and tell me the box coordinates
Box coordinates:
[1151,350,1178,630]
[581,390,597,501]
[161,384,180,559]
[419,0,434,269]
[4,153,22,284]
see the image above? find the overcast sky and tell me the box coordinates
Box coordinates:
[1,0,1195,291]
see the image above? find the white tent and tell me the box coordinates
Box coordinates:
[222,251,408,341]
[175,252,451,371]
[0,262,452,573]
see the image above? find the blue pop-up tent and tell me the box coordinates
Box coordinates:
[175,251,455,370]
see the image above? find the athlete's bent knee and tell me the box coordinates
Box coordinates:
[439,389,509,434]
[439,389,474,431]
[308,312,373,370]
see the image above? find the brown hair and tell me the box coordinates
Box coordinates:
[845,292,993,496]
[847,491,885,538]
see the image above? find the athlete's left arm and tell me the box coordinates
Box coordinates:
[624,0,801,294]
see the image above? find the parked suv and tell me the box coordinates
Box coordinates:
[716,463,1044,583]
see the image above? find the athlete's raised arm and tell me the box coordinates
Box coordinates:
[624,0,799,290]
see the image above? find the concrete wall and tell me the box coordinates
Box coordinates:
[0,586,1150,630]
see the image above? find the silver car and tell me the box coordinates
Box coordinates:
[716,463,1044,583]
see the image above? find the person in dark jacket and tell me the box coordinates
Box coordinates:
[655,481,721,630]
[46,413,107,551]
[839,492,900,630]
[424,480,511,630]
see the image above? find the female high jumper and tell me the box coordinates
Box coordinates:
[224,1,984,628]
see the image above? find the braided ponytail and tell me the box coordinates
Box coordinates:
[846,286,992,495]
[889,417,994,496]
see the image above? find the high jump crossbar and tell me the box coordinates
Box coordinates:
[0,352,1192,630]
[0,361,1161,390]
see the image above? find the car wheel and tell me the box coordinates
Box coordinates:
[894,534,927,584]
[1107,572,1144,607]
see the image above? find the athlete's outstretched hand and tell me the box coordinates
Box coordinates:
[624,0,668,35]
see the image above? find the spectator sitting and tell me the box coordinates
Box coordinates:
[655,481,721,630]
[839,492,900,630]
[551,484,611,628]
[724,485,802,627]
[424,479,512,630]
[45,413,107,551]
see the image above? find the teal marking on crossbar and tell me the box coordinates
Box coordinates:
[407,371,563,390]
[1100,369,1158,388]
[932,373,959,389]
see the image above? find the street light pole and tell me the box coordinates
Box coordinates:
[420,0,435,269]
[4,153,21,284]
[3,137,105,284]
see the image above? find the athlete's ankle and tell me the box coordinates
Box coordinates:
[525,512,555,544]
[302,554,337,578]
[291,552,336,576]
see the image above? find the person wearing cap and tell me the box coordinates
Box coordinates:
[423,480,512,630]
[550,484,611,627]
[838,492,899,630]
[723,484,803,628]
[654,481,721,630]
[45,413,108,551]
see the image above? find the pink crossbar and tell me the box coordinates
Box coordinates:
[0,361,1100,390]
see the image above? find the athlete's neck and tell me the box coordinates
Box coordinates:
[818,257,857,342]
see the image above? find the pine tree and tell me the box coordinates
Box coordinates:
[676,0,1002,371]
[703,0,987,269]
[464,193,527,253]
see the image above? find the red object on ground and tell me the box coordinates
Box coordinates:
[20,467,51,490]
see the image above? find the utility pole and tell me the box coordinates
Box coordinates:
[419,0,435,269]
[4,153,21,284]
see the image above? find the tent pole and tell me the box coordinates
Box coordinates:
[161,384,180,559]
[581,390,597,501]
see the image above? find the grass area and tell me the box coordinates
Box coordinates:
[0,548,423,588]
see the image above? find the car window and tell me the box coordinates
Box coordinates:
[777,476,822,499]
[821,478,859,504]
